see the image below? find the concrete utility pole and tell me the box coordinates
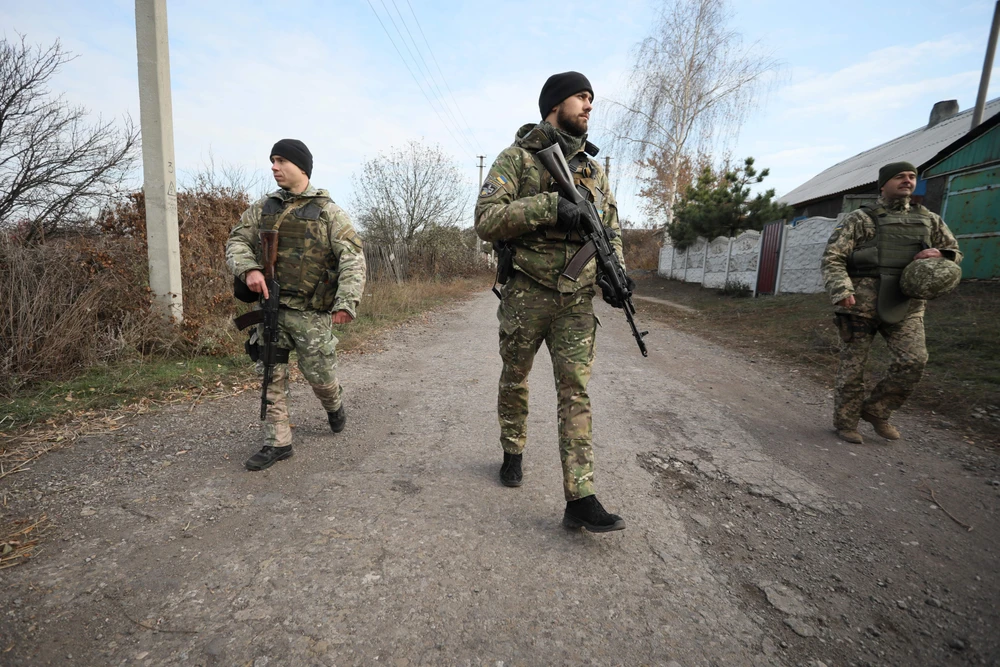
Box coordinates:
[604,156,611,177]
[972,0,1000,130]
[135,0,183,323]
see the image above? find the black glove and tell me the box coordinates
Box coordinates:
[555,195,583,233]
[598,274,636,309]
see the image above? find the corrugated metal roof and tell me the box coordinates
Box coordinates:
[781,97,1000,206]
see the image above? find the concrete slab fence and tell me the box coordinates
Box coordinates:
[657,217,839,295]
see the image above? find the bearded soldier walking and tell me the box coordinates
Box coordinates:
[475,72,629,532]
[821,162,961,445]
[227,139,366,470]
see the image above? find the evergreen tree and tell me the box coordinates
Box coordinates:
[667,157,791,248]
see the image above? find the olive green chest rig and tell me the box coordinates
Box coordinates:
[260,195,338,309]
[847,204,933,323]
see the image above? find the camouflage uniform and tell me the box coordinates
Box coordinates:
[820,196,961,430]
[475,121,623,501]
[226,184,366,447]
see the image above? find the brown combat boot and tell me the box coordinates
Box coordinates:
[862,412,901,440]
[836,428,864,444]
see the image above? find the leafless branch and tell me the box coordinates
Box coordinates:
[0,34,140,241]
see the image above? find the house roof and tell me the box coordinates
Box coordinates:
[781,97,1000,207]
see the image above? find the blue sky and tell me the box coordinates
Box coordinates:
[2,0,998,225]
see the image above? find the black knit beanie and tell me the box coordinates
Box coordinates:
[878,161,916,189]
[538,72,594,119]
[270,139,313,178]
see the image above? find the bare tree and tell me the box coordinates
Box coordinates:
[0,35,140,242]
[351,141,470,245]
[605,0,779,227]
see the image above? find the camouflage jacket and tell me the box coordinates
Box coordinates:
[226,184,366,317]
[820,196,961,319]
[474,121,624,293]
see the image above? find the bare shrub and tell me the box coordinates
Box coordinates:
[408,226,489,279]
[0,231,155,395]
[1,171,253,395]
[96,174,251,354]
[622,228,662,271]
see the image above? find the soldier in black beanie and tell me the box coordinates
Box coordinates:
[226,138,367,472]
[538,71,594,121]
[474,70,632,534]
[270,138,313,181]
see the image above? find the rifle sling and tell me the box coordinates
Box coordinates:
[561,240,598,281]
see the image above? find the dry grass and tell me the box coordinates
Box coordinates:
[622,228,663,271]
[0,514,49,570]
[634,275,1000,445]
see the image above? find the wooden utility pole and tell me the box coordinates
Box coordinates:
[604,155,611,177]
[135,0,183,322]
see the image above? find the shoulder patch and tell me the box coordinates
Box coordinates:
[479,175,509,198]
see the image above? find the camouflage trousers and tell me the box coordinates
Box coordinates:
[257,308,342,447]
[834,313,928,430]
[496,271,598,501]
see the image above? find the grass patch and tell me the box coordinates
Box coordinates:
[634,276,1000,443]
[1,355,254,434]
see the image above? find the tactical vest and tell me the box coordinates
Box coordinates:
[260,195,338,310]
[847,204,933,323]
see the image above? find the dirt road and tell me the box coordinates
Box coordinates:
[2,288,998,666]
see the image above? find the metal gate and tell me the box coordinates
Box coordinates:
[941,165,1000,279]
[755,221,784,295]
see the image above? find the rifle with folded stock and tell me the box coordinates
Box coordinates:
[233,229,284,420]
[536,143,648,357]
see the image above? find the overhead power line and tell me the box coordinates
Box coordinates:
[399,0,483,154]
[366,0,477,153]
[365,0,467,153]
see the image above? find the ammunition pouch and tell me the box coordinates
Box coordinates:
[492,241,515,299]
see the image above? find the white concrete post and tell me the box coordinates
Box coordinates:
[723,237,734,286]
[136,0,183,322]
[701,240,709,287]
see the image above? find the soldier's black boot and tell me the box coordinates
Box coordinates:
[327,406,346,433]
[245,445,293,471]
[563,495,626,532]
[499,452,522,487]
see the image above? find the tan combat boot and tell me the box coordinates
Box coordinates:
[861,412,901,440]
[836,428,864,444]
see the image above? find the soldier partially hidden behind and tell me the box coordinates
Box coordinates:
[226,139,366,470]
[475,72,630,532]
[821,161,962,445]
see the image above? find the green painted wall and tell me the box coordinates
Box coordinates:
[925,123,1000,177]
[942,165,999,280]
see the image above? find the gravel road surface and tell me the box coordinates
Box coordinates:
[2,288,998,666]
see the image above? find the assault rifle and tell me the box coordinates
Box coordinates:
[233,229,285,420]
[536,143,648,357]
